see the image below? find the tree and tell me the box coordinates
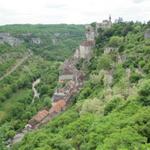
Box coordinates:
[138,79,150,106]
[43,97,51,108]
[97,54,113,70]
[98,127,146,150]
[109,36,123,47]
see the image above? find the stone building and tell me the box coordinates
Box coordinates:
[49,100,66,114]
[59,62,76,82]
[28,110,49,127]
[85,25,95,41]
[96,16,112,30]
[74,40,95,59]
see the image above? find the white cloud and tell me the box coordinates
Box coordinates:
[0,0,149,25]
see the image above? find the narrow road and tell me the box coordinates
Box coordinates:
[32,78,41,104]
[0,54,31,82]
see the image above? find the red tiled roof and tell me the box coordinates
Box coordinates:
[50,100,66,114]
[33,110,49,122]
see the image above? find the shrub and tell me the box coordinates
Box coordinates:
[138,79,150,106]
[104,96,123,115]
[109,36,124,47]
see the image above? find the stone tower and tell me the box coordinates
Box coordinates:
[85,25,95,41]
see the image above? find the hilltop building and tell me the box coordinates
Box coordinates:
[96,15,112,30]
[74,40,95,59]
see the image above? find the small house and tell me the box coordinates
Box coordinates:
[74,40,95,59]
[52,91,66,102]
[28,110,49,127]
[49,100,66,114]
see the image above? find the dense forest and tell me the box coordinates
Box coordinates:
[0,24,85,149]
[10,21,150,150]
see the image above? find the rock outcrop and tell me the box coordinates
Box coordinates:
[0,32,23,46]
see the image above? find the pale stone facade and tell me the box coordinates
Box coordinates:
[74,40,95,59]
[85,25,95,41]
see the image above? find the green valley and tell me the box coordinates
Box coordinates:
[11,21,150,150]
[0,24,84,149]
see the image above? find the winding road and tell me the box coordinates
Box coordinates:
[0,52,31,82]
[32,78,41,104]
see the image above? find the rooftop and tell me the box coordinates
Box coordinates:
[50,100,66,113]
[32,110,49,123]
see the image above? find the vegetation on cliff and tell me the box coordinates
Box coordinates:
[12,22,150,150]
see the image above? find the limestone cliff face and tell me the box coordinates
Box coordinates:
[31,38,41,45]
[0,32,43,46]
[0,33,23,46]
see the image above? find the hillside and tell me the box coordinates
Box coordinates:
[0,24,85,149]
[10,21,150,150]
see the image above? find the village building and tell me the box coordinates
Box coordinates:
[28,110,49,128]
[74,40,95,59]
[59,60,76,82]
[96,16,112,30]
[49,100,66,114]
[52,91,66,102]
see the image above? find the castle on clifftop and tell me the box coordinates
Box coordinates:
[74,16,112,60]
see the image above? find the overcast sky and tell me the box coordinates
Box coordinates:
[0,0,150,25]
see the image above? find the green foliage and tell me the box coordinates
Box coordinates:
[109,36,124,47]
[97,54,113,70]
[129,71,142,83]
[2,22,150,149]
[43,97,52,108]
[0,24,84,148]
[98,127,146,150]
[138,79,150,106]
[104,96,123,115]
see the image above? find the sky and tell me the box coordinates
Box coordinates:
[0,0,150,25]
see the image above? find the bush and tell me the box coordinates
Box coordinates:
[138,79,150,106]
[104,96,123,115]
[129,72,142,83]
[109,36,124,47]
[97,54,113,70]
